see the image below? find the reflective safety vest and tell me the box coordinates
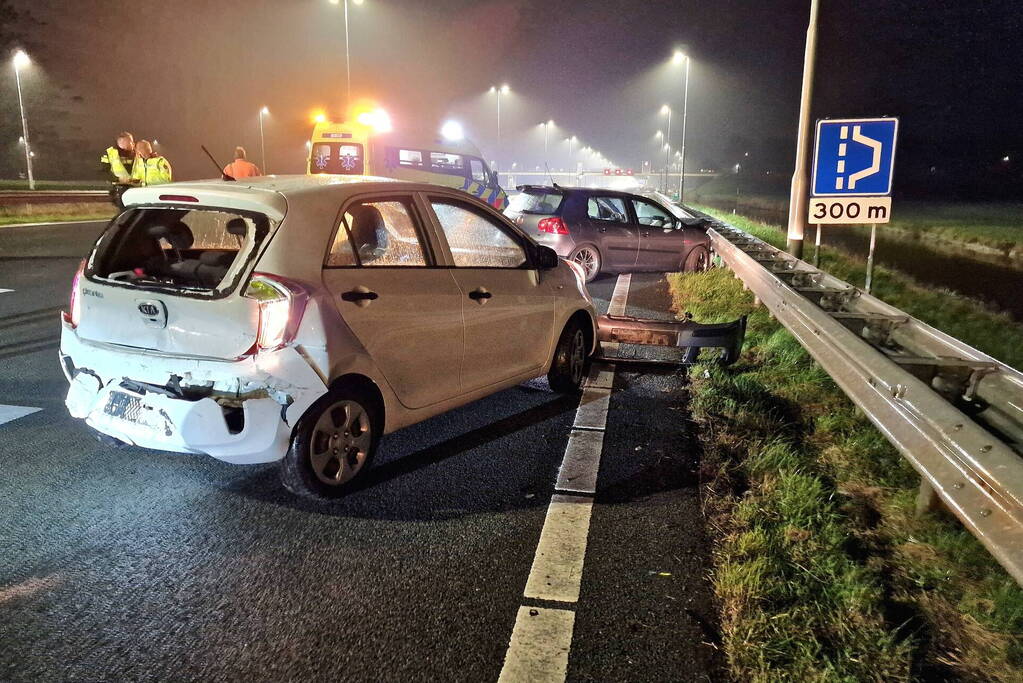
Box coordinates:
[101,145,135,181]
[131,155,173,186]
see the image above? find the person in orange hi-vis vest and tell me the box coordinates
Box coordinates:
[223,146,262,178]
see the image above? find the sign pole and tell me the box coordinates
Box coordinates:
[813,224,822,267]
[865,223,877,293]
[786,0,820,259]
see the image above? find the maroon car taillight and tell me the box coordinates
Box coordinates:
[537,217,570,235]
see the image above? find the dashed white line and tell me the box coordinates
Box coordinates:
[523,495,595,602]
[498,273,632,682]
[498,607,575,683]
[0,289,14,294]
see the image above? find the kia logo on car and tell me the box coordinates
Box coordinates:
[135,299,168,329]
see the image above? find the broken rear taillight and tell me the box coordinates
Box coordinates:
[64,259,86,328]
[243,273,308,352]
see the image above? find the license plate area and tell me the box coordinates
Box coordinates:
[103,390,155,426]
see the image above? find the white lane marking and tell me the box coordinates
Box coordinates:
[523,495,595,602]
[0,288,13,294]
[556,429,605,494]
[0,219,108,229]
[499,273,632,682]
[608,273,631,316]
[572,386,611,430]
[498,606,575,683]
[0,404,42,426]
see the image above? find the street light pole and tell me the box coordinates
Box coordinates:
[543,120,553,168]
[329,0,364,111]
[259,106,269,174]
[677,56,690,201]
[13,50,34,190]
[786,0,820,258]
[661,106,672,193]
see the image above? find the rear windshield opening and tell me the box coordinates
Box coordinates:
[508,189,564,215]
[88,207,270,296]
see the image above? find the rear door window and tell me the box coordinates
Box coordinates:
[429,198,527,268]
[310,142,365,174]
[327,198,428,267]
[88,207,270,296]
[587,196,628,223]
[507,190,563,215]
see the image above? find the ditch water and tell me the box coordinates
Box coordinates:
[709,204,1023,321]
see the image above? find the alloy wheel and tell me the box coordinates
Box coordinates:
[573,248,599,280]
[569,329,585,385]
[309,400,372,486]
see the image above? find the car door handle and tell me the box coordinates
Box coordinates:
[598,227,607,233]
[641,231,650,237]
[468,288,492,303]
[341,287,379,307]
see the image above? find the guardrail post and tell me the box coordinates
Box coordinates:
[916,478,941,516]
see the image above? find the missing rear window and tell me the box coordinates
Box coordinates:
[89,207,271,297]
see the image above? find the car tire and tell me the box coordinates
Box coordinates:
[280,386,380,500]
[569,245,601,283]
[682,247,710,273]
[548,320,590,394]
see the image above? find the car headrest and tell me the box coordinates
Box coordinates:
[226,218,248,237]
[147,221,194,249]
[348,204,388,252]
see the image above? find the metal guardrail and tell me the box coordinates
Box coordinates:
[702,214,1023,585]
[0,190,109,207]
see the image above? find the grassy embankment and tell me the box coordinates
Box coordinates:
[668,212,1023,680]
[0,180,114,226]
[690,174,1023,256]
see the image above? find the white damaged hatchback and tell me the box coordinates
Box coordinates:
[60,175,597,498]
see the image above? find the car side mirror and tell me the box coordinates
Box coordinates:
[536,245,560,270]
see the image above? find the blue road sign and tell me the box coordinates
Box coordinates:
[811,118,898,196]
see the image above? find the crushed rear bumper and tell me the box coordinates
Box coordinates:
[60,320,328,464]
[595,313,747,366]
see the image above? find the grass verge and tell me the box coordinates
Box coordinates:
[669,269,1023,680]
[0,203,115,227]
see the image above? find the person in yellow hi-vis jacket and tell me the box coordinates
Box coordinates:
[131,140,173,186]
[101,131,137,208]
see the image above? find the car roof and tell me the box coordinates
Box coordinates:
[517,184,639,199]
[121,174,459,221]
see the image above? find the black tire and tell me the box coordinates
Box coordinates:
[682,246,710,273]
[548,320,590,394]
[569,245,601,283]
[280,386,380,500]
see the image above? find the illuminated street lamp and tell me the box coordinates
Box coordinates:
[671,51,691,200]
[259,106,270,173]
[441,120,465,141]
[488,84,510,163]
[328,0,365,109]
[12,49,34,189]
[541,120,554,167]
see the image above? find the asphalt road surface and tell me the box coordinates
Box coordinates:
[1,220,723,682]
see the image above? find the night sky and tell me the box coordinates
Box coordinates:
[2,0,1021,197]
